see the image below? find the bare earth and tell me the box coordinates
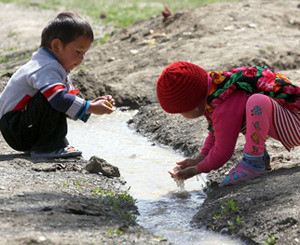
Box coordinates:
[0,1,300,245]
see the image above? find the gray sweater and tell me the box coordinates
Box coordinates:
[0,48,90,121]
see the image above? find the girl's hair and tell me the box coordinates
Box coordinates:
[40,12,94,49]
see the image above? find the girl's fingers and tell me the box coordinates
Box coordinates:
[168,170,177,178]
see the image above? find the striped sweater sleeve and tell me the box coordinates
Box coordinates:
[28,61,91,122]
[39,83,90,122]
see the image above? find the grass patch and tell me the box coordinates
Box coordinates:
[0,0,253,27]
[54,177,138,223]
[0,49,33,64]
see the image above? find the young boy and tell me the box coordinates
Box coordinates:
[0,12,114,158]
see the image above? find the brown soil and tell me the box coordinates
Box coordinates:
[1,1,300,244]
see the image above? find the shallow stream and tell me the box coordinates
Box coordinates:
[67,110,244,245]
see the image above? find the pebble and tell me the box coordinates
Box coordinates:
[38,236,47,242]
[248,23,257,28]
[130,49,139,55]
[107,57,115,62]
[220,228,229,234]
[138,39,155,46]
[224,25,235,31]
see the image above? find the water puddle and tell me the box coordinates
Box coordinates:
[67,110,244,245]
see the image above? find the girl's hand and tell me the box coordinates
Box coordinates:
[176,158,198,169]
[169,166,200,180]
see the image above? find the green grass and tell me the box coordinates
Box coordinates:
[0,0,248,27]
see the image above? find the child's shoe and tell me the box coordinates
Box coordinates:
[219,152,267,187]
[31,146,82,159]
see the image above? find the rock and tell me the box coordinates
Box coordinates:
[130,49,139,55]
[248,23,257,28]
[107,57,115,62]
[86,156,120,178]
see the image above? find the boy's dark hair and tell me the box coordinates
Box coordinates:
[40,12,94,49]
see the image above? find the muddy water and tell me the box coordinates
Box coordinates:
[67,110,244,245]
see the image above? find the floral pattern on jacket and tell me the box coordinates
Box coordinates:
[205,66,300,133]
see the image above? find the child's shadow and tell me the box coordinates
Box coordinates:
[0,152,29,161]
[0,152,82,165]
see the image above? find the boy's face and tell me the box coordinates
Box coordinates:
[53,35,92,71]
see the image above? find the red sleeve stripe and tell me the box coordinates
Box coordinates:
[42,84,66,100]
[12,94,32,111]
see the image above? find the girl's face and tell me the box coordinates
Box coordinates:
[52,35,92,71]
[180,99,206,119]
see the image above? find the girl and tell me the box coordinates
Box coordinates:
[156,61,300,186]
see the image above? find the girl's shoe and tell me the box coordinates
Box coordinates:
[31,146,82,159]
[219,152,267,187]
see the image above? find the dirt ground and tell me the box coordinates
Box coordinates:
[0,1,300,245]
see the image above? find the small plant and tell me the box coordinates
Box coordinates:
[209,224,216,231]
[105,228,124,236]
[72,178,87,186]
[227,221,235,230]
[263,233,278,245]
[116,230,124,236]
[236,215,244,224]
[120,211,137,223]
[221,199,238,214]
[116,190,137,204]
[259,48,266,54]
[213,211,222,222]
[158,234,165,241]
[62,180,71,188]
[106,197,119,210]
[105,228,113,235]
[212,199,244,231]
[93,187,137,205]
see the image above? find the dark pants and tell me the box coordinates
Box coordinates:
[0,92,68,152]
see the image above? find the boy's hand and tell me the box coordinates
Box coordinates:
[92,95,115,105]
[168,165,200,180]
[87,97,114,115]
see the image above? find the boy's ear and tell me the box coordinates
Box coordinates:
[51,38,63,53]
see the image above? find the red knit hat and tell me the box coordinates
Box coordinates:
[156,61,208,113]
